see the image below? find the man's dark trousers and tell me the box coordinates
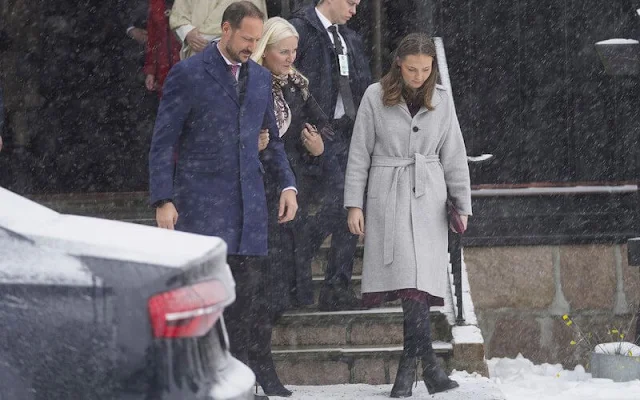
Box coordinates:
[223,255,262,364]
[297,117,359,305]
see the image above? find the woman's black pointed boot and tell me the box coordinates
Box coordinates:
[390,354,417,397]
[421,350,459,394]
[249,310,292,397]
[391,298,423,397]
[401,298,459,395]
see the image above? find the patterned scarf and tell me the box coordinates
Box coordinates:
[272,69,310,133]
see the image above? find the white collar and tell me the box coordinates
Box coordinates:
[315,7,334,31]
[216,42,241,67]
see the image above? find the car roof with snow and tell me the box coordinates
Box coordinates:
[0,187,226,268]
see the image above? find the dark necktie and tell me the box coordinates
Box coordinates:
[230,64,239,81]
[229,64,246,102]
[327,25,356,120]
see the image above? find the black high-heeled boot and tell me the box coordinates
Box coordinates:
[421,351,459,394]
[252,354,292,397]
[249,309,292,397]
[390,354,417,398]
[390,299,421,398]
[400,298,459,395]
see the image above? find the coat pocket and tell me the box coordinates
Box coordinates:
[179,158,220,174]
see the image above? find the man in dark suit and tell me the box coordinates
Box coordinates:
[149,3,297,397]
[290,0,372,311]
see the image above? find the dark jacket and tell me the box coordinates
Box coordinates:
[262,79,334,312]
[289,6,372,124]
[148,44,296,256]
[282,82,330,180]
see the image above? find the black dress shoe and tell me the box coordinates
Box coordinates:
[317,284,336,311]
[329,286,365,311]
[319,283,364,311]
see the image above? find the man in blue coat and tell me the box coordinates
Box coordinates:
[290,0,372,311]
[149,2,297,388]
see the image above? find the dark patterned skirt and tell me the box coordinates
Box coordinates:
[362,289,444,308]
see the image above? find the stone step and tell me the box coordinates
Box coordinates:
[312,244,364,277]
[309,275,367,306]
[273,307,451,347]
[273,342,454,385]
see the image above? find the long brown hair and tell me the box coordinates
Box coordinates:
[380,33,439,110]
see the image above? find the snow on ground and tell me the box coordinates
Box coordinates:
[594,342,640,356]
[488,354,640,400]
[285,354,640,399]
[286,372,503,399]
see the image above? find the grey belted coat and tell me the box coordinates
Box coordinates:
[344,83,472,298]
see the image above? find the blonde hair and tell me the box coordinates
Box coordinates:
[252,17,299,67]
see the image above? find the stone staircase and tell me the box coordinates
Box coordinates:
[272,237,484,386]
[27,192,488,385]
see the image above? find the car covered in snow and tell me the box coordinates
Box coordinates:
[0,187,254,399]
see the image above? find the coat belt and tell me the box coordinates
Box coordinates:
[370,154,440,265]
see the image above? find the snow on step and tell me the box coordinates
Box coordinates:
[273,341,452,355]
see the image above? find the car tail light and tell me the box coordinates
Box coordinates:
[148,279,228,338]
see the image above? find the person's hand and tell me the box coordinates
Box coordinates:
[145,74,157,91]
[450,215,469,233]
[347,207,365,236]
[0,136,3,152]
[301,123,324,156]
[185,28,209,53]
[278,189,298,224]
[258,129,269,151]
[128,27,148,45]
[156,202,179,230]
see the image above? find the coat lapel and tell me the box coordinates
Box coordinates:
[304,6,334,49]
[242,61,260,106]
[203,44,240,107]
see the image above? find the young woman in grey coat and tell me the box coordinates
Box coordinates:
[344,33,472,397]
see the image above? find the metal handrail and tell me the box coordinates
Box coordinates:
[434,37,467,325]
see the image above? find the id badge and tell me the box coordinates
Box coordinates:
[338,54,349,76]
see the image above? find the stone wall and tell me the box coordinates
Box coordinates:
[464,244,640,368]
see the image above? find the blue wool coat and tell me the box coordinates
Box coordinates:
[149,44,296,256]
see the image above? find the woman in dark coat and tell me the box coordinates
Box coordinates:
[249,16,333,397]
